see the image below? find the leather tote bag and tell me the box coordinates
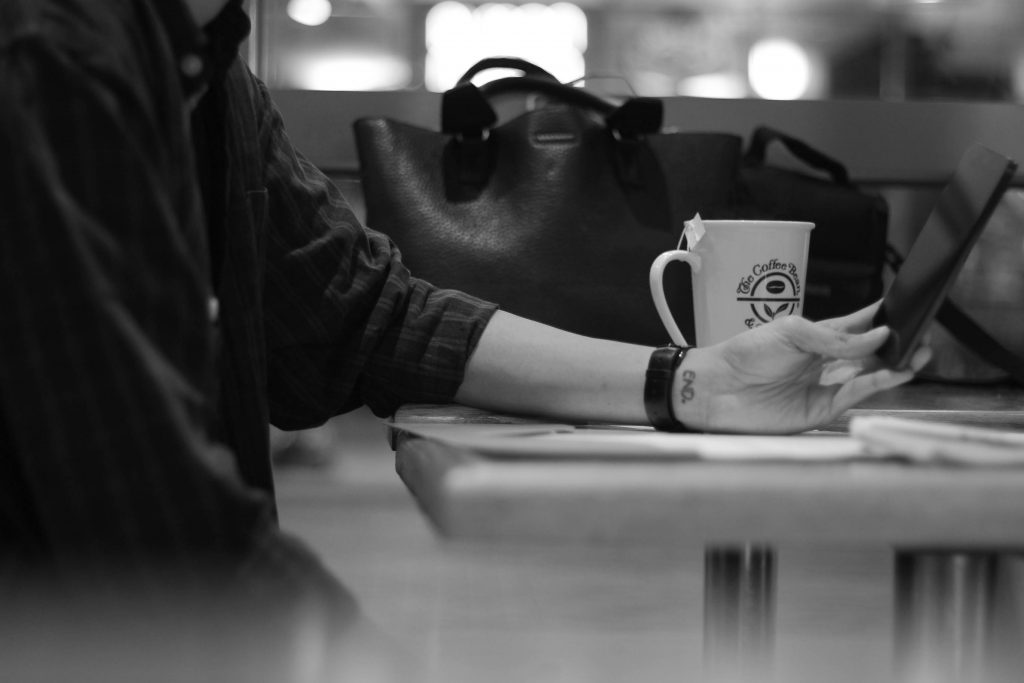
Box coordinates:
[353,57,742,345]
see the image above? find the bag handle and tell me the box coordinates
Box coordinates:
[440,57,664,196]
[442,58,662,139]
[885,246,1024,384]
[744,126,851,186]
[455,56,560,86]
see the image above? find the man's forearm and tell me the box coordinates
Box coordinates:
[456,307,925,435]
[455,311,657,425]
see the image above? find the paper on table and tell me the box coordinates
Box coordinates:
[392,421,869,462]
[393,417,1024,466]
[849,415,1024,466]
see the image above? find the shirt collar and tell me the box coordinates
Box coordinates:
[152,0,251,100]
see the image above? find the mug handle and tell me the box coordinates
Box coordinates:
[649,250,701,347]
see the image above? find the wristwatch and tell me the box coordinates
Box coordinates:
[644,345,693,432]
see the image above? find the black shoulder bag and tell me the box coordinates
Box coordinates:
[733,126,890,321]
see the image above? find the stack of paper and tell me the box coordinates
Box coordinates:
[849,416,1024,466]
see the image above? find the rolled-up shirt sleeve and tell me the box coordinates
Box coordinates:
[255,77,498,428]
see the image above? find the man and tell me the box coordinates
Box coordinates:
[0,0,926,603]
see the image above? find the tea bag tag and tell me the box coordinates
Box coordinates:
[682,213,706,249]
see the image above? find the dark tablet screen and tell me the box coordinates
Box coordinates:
[874,144,1017,369]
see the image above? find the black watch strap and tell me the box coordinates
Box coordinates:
[644,345,692,432]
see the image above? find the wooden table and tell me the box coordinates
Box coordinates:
[390,382,1024,683]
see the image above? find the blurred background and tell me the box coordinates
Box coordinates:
[250,0,1024,102]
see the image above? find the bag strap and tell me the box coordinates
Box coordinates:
[935,300,1024,385]
[744,126,851,186]
[441,59,662,139]
[885,246,1024,384]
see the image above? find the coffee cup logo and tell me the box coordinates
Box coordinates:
[735,259,802,329]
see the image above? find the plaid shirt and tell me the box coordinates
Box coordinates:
[0,0,496,593]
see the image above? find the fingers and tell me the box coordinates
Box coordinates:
[781,315,891,360]
[820,336,930,420]
[908,344,932,372]
[819,300,882,333]
[819,359,864,386]
[821,339,931,388]
[831,365,917,413]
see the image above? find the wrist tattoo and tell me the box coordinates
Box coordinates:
[679,369,696,404]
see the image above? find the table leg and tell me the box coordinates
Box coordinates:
[894,551,999,683]
[704,545,776,681]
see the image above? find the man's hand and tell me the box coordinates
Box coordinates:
[676,303,932,434]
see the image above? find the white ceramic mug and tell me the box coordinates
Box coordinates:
[649,219,814,346]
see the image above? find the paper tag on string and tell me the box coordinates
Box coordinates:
[682,212,705,249]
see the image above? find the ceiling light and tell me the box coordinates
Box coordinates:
[287,0,333,27]
[748,38,813,100]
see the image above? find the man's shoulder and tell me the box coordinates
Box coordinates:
[1,0,134,49]
[1,0,174,74]
[1,0,185,113]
